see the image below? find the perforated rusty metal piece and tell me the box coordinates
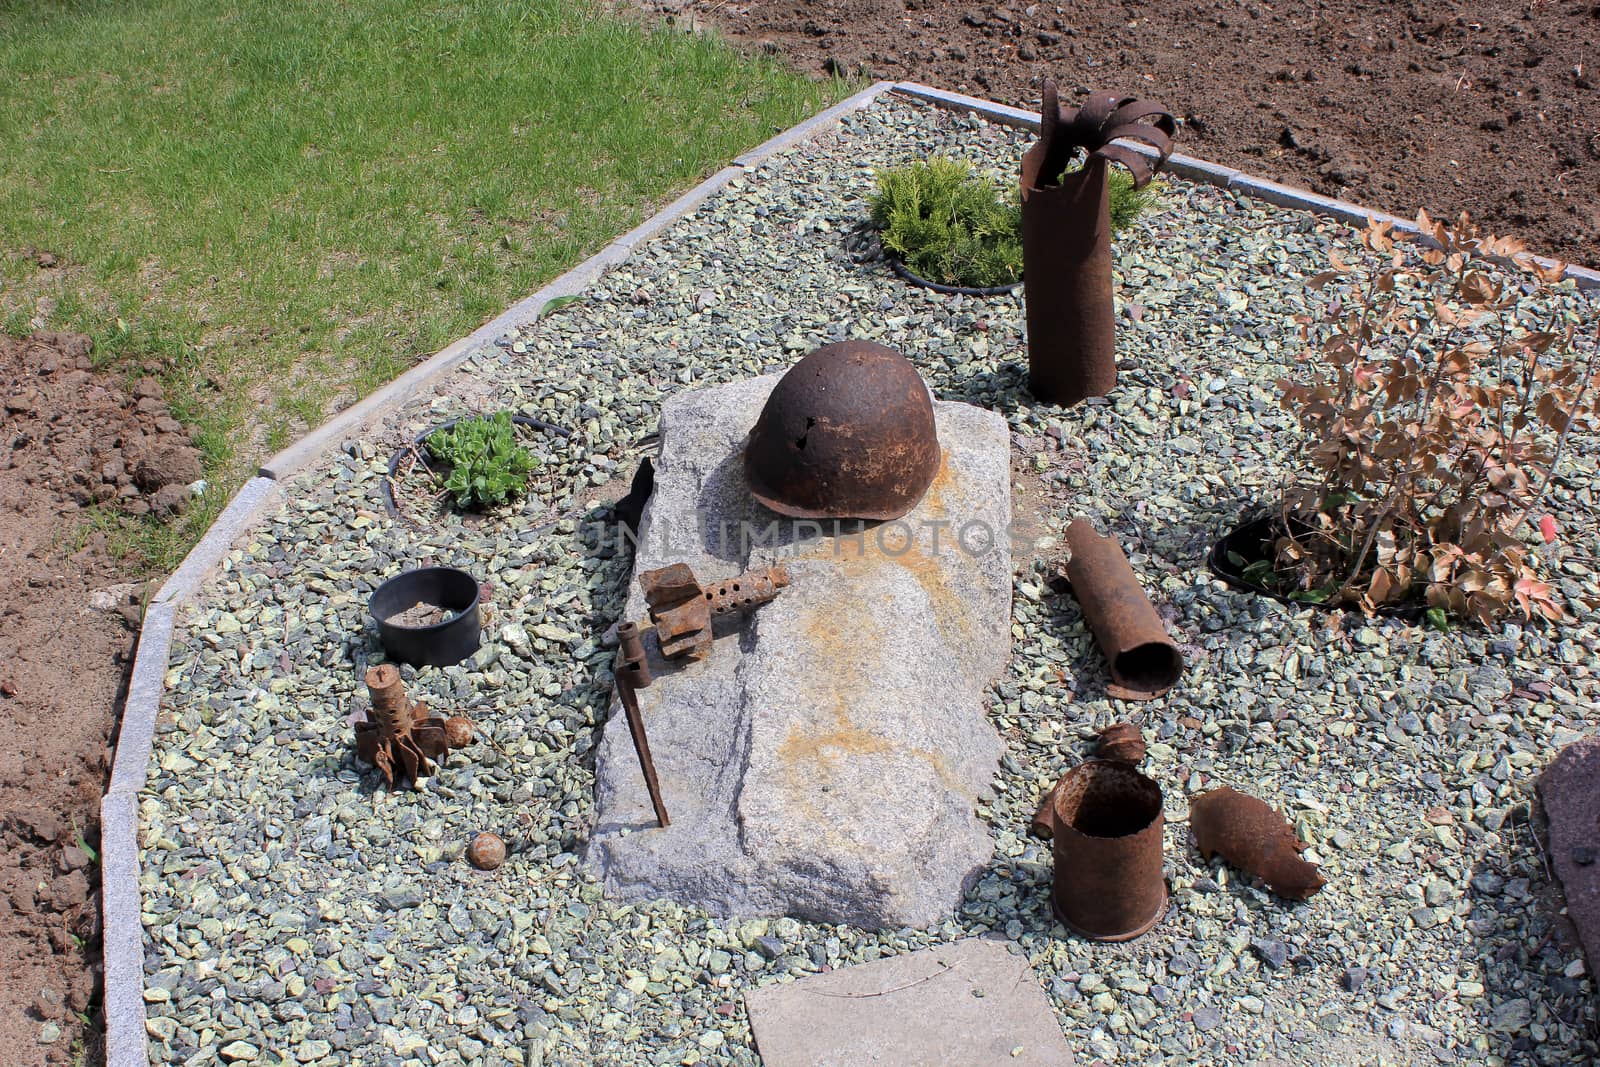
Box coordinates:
[355,663,449,788]
[639,562,790,662]
[743,341,940,521]
[1189,786,1327,900]
[1022,80,1176,406]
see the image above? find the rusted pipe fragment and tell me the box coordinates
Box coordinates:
[1021,80,1176,406]
[639,562,791,662]
[705,565,789,617]
[1097,722,1147,764]
[1064,520,1183,700]
[1189,787,1326,900]
[616,620,653,688]
[356,663,449,788]
[1033,760,1167,941]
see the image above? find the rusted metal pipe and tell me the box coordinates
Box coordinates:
[1021,81,1176,406]
[1031,760,1167,941]
[639,562,789,662]
[617,619,653,687]
[1064,519,1183,700]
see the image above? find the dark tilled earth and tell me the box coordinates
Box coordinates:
[657,0,1599,266]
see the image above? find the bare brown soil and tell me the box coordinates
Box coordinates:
[0,332,202,1066]
[661,0,1600,266]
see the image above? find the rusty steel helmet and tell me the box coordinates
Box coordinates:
[743,340,940,521]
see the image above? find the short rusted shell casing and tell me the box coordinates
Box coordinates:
[1034,760,1167,941]
[1064,520,1183,700]
[743,341,940,521]
[1097,721,1147,764]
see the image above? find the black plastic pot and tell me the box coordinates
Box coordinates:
[369,566,482,667]
[1208,510,1425,621]
[381,414,572,519]
[889,257,1021,297]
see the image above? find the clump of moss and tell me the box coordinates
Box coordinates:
[868,157,1160,290]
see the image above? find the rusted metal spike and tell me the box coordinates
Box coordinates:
[616,656,669,828]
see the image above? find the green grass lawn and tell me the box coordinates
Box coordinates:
[0,0,847,568]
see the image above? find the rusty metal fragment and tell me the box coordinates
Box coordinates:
[1064,519,1183,700]
[355,664,449,788]
[1021,80,1176,406]
[1189,786,1327,900]
[1097,721,1147,764]
[743,341,940,520]
[1031,760,1167,941]
[466,831,506,871]
[640,562,790,662]
[443,715,475,749]
[615,621,669,828]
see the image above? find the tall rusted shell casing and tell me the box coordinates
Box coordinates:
[1022,155,1117,406]
[743,340,940,521]
[1037,760,1166,941]
[1021,81,1175,406]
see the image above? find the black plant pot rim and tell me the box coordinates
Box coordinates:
[888,256,1021,297]
[382,413,573,519]
[369,565,483,668]
[1208,509,1426,621]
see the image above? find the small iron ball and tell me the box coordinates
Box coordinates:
[444,715,475,749]
[466,832,506,871]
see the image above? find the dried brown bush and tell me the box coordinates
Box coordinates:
[1271,211,1599,625]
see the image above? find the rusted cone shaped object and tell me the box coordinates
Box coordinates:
[1032,760,1166,941]
[1064,519,1183,700]
[1020,80,1175,406]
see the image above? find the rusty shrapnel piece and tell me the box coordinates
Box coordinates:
[1021,80,1176,406]
[639,561,790,663]
[1097,721,1147,765]
[356,663,449,788]
[743,341,940,521]
[1189,787,1327,900]
[1064,519,1183,700]
[615,620,669,827]
[1030,760,1167,941]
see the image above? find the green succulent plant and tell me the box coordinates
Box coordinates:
[869,157,1159,290]
[426,412,538,510]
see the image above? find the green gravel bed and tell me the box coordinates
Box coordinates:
[139,96,1600,1066]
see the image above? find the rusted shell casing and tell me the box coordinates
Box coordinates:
[1097,721,1147,764]
[1034,760,1167,941]
[1189,787,1326,900]
[743,341,940,521]
[1021,82,1175,406]
[1064,520,1183,700]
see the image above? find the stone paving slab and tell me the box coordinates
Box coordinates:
[745,938,1075,1067]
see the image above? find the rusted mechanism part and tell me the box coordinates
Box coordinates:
[1097,721,1147,764]
[1189,787,1327,900]
[639,562,791,662]
[1064,519,1183,700]
[356,664,449,788]
[615,620,669,828]
[743,341,941,521]
[1030,760,1167,941]
[1021,80,1176,406]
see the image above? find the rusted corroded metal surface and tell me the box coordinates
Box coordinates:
[743,340,940,521]
[1538,738,1600,981]
[1189,786,1327,900]
[443,715,476,749]
[355,663,449,788]
[467,831,507,870]
[1031,760,1167,941]
[1064,519,1183,700]
[1097,721,1147,764]
[1021,80,1176,406]
[640,562,790,662]
[615,620,669,828]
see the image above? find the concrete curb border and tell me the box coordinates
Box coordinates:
[99,79,1595,1067]
[890,82,1600,290]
